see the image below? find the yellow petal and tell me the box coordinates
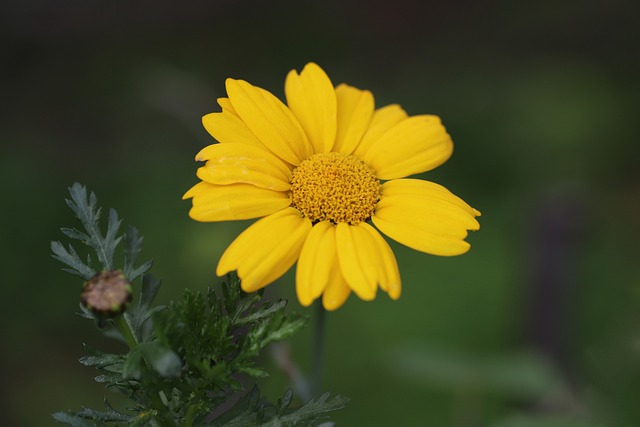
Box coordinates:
[375,196,480,234]
[285,63,337,153]
[195,143,291,191]
[335,222,377,300]
[217,208,312,292]
[373,214,471,256]
[353,104,408,159]
[183,182,290,222]
[202,110,267,151]
[226,78,312,165]
[322,264,351,311]
[295,221,336,306]
[359,223,401,300]
[333,84,374,155]
[372,184,480,255]
[363,115,453,179]
[380,179,479,217]
[217,97,235,113]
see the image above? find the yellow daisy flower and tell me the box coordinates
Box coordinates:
[184,63,480,311]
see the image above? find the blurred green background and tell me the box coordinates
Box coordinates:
[2,0,639,425]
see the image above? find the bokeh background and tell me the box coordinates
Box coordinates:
[2,0,639,425]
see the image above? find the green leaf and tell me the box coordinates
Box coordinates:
[52,399,133,425]
[64,183,122,271]
[276,389,294,414]
[122,347,144,379]
[64,183,98,223]
[211,387,349,427]
[75,406,132,422]
[237,366,269,378]
[126,274,164,343]
[52,412,95,426]
[103,208,123,269]
[233,299,287,327]
[123,225,152,282]
[138,273,162,312]
[262,392,349,426]
[61,227,90,242]
[76,303,96,320]
[51,241,95,280]
[53,183,153,287]
[53,183,128,276]
[79,344,123,369]
[261,313,307,346]
[138,341,182,378]
[94,371,125,384]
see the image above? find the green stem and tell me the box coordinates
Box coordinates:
[312,301,326,396]
[183,405,196,427]
[113,314,138,349]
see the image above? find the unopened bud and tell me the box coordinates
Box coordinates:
[81,270,132,317]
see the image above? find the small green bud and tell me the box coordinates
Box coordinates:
[81,270,132,317]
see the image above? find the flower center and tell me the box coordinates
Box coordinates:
[290,152,381,225]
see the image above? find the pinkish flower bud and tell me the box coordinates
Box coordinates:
[81,270,132,317]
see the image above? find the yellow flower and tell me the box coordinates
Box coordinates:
[184,63,480,311]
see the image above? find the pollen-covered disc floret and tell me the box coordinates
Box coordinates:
[289,152,381,225]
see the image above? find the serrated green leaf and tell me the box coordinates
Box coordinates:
[124,274,163,343]
[62,183,122,272]
[51,241,95,279]
[210,388,348,427]
[79,344,123,368]
[263,316,307,346]
[65,183,97,223]
[95,371,126,384]
[52,412,95,427]
[123,225,152,282]
[76,405,132,422]
[138,274,161,311]
[61,227,91,242]
[261,392,349,427]
[234,300,287,327]
[103,208,123,268]
[130,260,153,283]
[208,386,264,427]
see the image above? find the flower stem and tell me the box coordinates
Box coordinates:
[312,301,326,396]
[113,314,138,349]
[184,405,196,427]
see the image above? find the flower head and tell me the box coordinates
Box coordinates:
[184,63,480,310]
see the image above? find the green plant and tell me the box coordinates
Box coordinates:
[51,183,348,426]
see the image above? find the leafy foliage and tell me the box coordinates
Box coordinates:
[52,184,348,426]
[51,183,152,281]
[210,387,349,427]
[153,276,308,390]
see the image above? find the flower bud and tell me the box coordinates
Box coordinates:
[81,270,132,317]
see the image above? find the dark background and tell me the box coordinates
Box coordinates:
[2,0,639,425]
